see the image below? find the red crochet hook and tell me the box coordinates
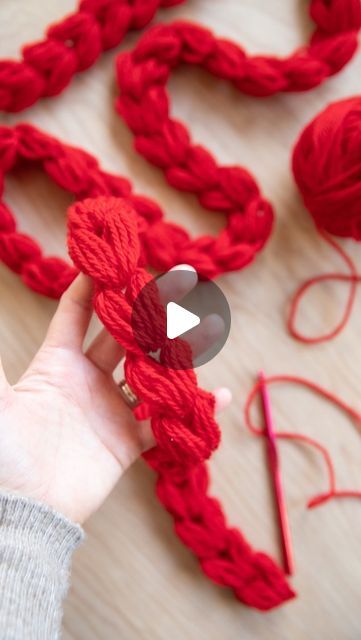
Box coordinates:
[258,371,294,576]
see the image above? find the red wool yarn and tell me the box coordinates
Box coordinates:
[67,195,295,610]
[293,97,361,239]
[289,97,361,342]
[0,0,185,112]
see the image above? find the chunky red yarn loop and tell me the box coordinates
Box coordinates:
[0,123,268,296]
[67,195,295,610]
[290,97,361,341]
[0,0,185,112]
[69,196,221,469]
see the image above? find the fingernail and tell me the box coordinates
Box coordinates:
[170,264,196,272]
[214,386,232,411]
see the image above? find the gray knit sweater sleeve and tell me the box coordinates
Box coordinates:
[0,492,84,640]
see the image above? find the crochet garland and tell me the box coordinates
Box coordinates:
[0,129,293,607]
[1,0,360,113]
[115,4,361,189]
[0,0,185,112]
[67,195,295,610]
[0,123,271,296]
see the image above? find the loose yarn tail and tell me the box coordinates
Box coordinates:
[287,229,360,343]
[244,374,361,509]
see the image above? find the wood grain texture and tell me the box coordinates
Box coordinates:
[0,1,360,638]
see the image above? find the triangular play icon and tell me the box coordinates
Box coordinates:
[166,302,200,340]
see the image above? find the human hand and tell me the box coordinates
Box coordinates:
[0,268,230,524]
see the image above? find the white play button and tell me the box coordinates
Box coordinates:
[132,270,231,369]
[166,302,200,340]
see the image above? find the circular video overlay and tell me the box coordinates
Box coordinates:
[131,267,231,370]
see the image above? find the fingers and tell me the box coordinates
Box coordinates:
[157,264,197,305]
[43,274,94,350]
[186,313,225,362]
[86,328,125,374]
[157,265,224,366]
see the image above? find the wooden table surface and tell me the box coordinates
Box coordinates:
[0,2,360,639]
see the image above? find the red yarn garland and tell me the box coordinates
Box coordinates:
[115,21,276,275]
[0,0,185,112]
[0,1,359,113]
[115,3,361,189]
[0,123,271,297]
[113,5,361,277]
[67,195,295,610]
[0,124,294,608]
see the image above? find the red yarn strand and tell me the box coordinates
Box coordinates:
[244,374,361,509]
[287,229,360,343]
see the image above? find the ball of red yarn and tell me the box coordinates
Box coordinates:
[292,97,361,240]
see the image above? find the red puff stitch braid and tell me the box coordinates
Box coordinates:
[67,195,295,610]
[115,2,361,272]
[0,123,272,296]
[0,0,185,112]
